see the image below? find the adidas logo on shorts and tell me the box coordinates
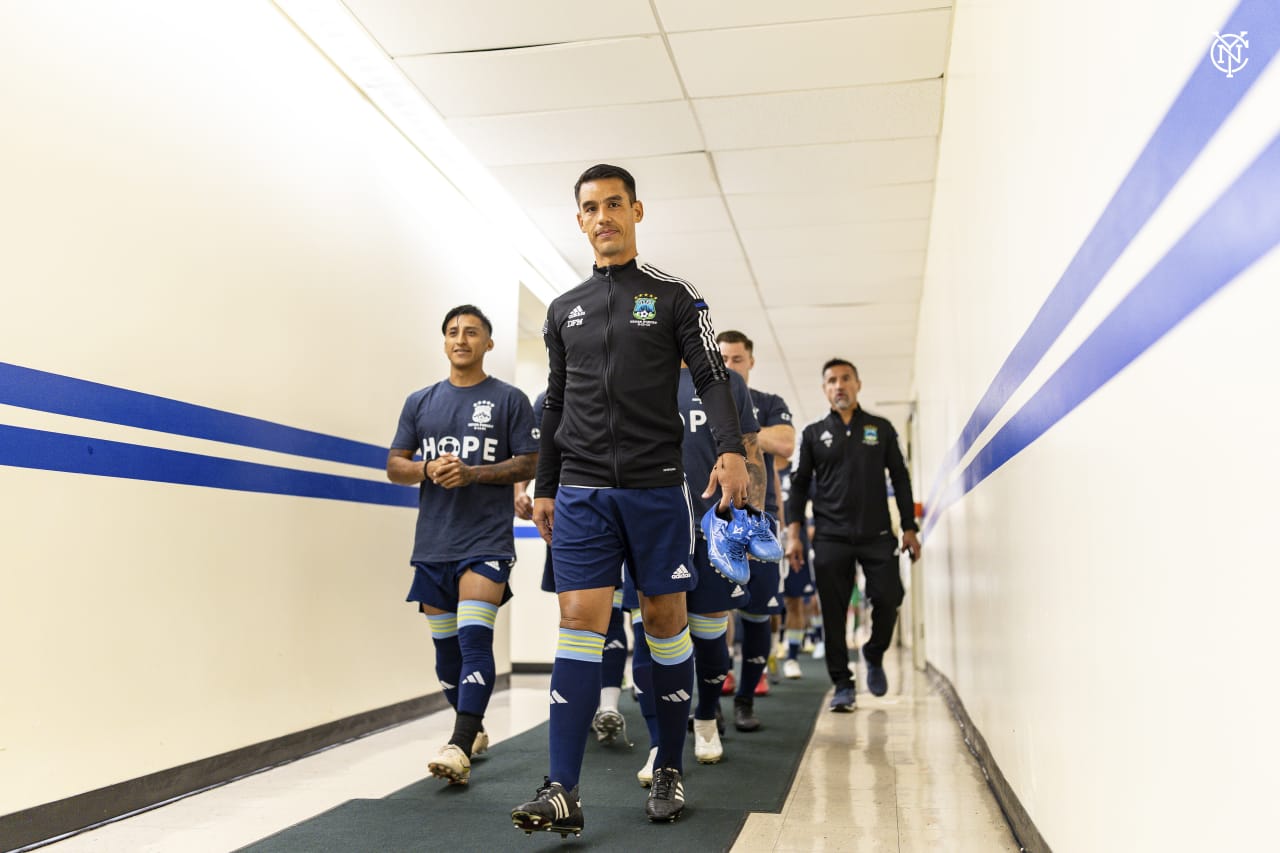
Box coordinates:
[463,672,487,686]
[731,585,746,597]
[550,690,569,704]
[671,564,692,580]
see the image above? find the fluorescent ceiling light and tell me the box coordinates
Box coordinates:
[273,0,577,306]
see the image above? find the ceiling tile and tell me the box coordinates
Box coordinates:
[752,251,925,288]
[740,221,930,259]
[768,303,921,327]
[655,0,950,31]
[695,80,943,150]
[490,153,719,209]
[760,275,924,306]
[669,10,950,97]
[640,197,734,234]
[725,183,935,229]
[715,138,938,194]
[448,101,703,166]
[345,0,658,55]
[399,37,681,117]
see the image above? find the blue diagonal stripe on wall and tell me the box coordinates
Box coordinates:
[0,362,388,469]
[924,0,1279,511]
[924,127,1280,535]
[0,423,417,507]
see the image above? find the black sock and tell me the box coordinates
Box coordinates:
[448,712,483,757]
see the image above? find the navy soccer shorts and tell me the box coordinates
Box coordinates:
[783,559,816,598]
[407,557,514,612]
[552,484,695,596]
[686,536,746,614]
[741,557,784,616]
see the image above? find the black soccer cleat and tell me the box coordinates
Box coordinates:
[733,695,761,732]
[511,777,583,839]
[645,767,686,822]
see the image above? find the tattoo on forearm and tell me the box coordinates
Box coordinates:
[475,453,538,486]
[743,433,766,508]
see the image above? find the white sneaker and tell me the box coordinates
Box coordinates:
[812,642,826,660]
[637,746,658,787]
[783,658,803,679]
[472,729,490,757]
[693,718,723,764]
[427,743,470,786]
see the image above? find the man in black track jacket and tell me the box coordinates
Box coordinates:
[511,164,749,834]
[785,358,921,710]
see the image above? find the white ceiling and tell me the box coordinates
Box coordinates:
[341,0,953,427]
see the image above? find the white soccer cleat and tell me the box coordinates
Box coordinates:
[427,743,471,786]
[783,658,803,679]
[693,718,723,764]
[637,746,658,787]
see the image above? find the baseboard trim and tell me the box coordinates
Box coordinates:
[0,674,510,852]
[510,661,554,674]
[925,663,1050,853]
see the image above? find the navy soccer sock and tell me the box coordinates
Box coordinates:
[646,627,694,774]
[688,612,730,720]
[602,602,628,691]
[548,628,604,790]
[737,613,772,699]
[456,600,498,718]
[630,612,659,745]
[426,611,461,710]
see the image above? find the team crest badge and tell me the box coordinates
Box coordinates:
[632,293,657,323]
[820,429,833,448]
[862,425,879,446]
[471,400,493,424]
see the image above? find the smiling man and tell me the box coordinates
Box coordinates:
[511,164,749,835]
[386,304,538,787]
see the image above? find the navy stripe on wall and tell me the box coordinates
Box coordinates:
[0,362,388,469]
[0,423,417,507]
[923,0,1279,511]
[924,127,1280,535]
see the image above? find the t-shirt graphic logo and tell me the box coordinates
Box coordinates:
[862,425,879,446]
[471,400,493,425]
[671,563,692,580]
[631,293,658,326]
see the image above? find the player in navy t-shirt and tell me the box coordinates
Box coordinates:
[717,331,796,725]
[387,305,538,787]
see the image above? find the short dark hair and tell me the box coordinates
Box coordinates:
[574,163,637,205]
[716,330,754,353]
[822,358,858,379]
[441,304,493,336]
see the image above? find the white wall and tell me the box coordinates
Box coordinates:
[917,1,1280,850]
[0,1,526,815]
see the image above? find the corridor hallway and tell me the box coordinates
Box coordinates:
[41,647,1020,852]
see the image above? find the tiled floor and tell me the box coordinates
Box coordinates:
[41,647,1019,852]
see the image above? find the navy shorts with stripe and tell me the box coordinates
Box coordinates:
[783,560,816,598]
[742,557,784,615]
[407,557,514,612]
[686,536,746,614]
[552,484,695,596]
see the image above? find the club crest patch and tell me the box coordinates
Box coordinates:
[469,400,495,430]
[862,425,879,446]
[631,293,658,326]
[820,429,833,448]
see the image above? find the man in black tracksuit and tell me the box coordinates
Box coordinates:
[511,164,749,834]
[786,358,921,711]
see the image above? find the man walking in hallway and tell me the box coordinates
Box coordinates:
[786,359,920,711]
[511,164,749,835]
[387,304,539,785]
[716,330,794,728]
